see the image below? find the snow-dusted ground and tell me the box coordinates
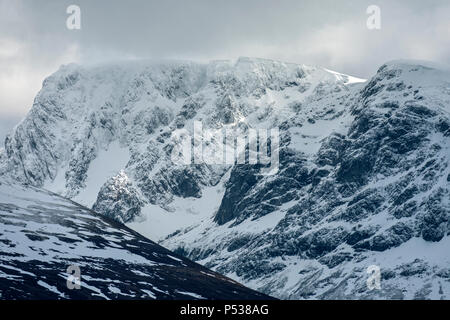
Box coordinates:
[129,172,228,240]
[0,179,270,299]
[44,141,130,207]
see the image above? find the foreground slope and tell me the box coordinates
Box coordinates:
[0,179,270,299]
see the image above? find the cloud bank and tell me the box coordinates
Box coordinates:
[0,0,449,141]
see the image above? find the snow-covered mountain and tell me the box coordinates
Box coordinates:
[0,178,271,299]
[1,57,449,299]
[0,57,364,235]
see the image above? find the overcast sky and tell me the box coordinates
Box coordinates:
[1,0,450,143]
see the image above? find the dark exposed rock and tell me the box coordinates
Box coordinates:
[355,222,414,252]
[93,171,144,223]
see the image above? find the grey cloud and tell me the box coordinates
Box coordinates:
[0,0,449,142]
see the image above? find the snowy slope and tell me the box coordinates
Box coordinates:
[0,57,359,234]
[0,178,271,299]
[162,60,450,299]
[1,58,449,299]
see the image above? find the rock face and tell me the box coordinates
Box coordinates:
[92,170,144,223]
[1,58,449,299]
[0,179,271,300]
